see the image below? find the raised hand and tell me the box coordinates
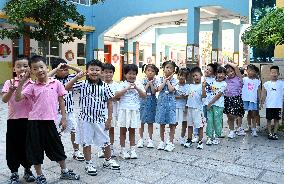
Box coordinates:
[9,79,17,92]
[76,71,86,79]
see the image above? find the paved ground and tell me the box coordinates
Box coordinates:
[0,94,284,184]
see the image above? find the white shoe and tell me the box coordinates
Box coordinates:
[192,135,199,143]
[251,129,258,137]
[228,131,236,139]
[85,163,97,176]
[212,138,220,145]
[73,150,85,161]
[120,148,130,159]
[184,139,193,148]
[197,141,204,149]
[164,142,175,152]
[137,139,144,148]
[130,149,138,159]
[236,128,246,136]
[146,139,154,148]
[157,141,166,150]
[179,137,186,146]
[206,138,213,145]
[103,159,120,170]
[97,149,105,158]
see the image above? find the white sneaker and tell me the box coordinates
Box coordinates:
[146,139,154,148]
[197,141,204,149]
[164,142,175,152]
[179,137,186,146]
[73,150,85,161]
[192,135,199,143]
[251,129,258,137]
[157,141,166,150]
[206,138,213,145]
[130,149,138,159]
[103,159,120,170]
[97,149,105,158]
[228,131,236,139]
[137,139,144,148]
[184,139,193,148]
[236,128,246,136]
[212,138,220,145]
[120,148,130,159]
[85,163,97,176]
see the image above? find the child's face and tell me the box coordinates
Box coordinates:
[56,64,69,78]
[163,63,175,77]
[125,70,137,83]
[192,72,201,83]
[270,69,279,81]
[103,69,114,83]
[226,67,236,78]
[178,73,186,84]
[217,72,226,82]
[31,61,48,80]
[205,66,214,77]
[247,68,256,78]
[87,65,102,82]
[145,67,156,80]
[14,59,29,77]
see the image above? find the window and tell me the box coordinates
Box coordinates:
[38,41,59,66]
[70,0,90,6]
[77,43,86,66]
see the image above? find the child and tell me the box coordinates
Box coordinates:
[98,63,120,158]
[242,64,261,137]
[224,62,245,139]
[15,55,80,183]
[206,66,227,145]
[2,55,35,183]
[65,59,120,175]
[261,65,284,140]
[175,68,190,146]
[138,64,159,148]
[48,58,84,161]
[156,60,179,152]
[116,64,146,159]
[184,67,206,149]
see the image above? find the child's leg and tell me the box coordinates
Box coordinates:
[120,127,127,147]
[34,165,43,176]
[198,127,203,141]
[148,123,153,140]
[169,124,176,143]
[181,121,187,138]
[236,117,242,128]
[83,146,92,162]
[139,123,144,139]
[109,127,115,145]
[71,132,79,150]
[129,128,136,147]
[227,114,236,131]
[274,119,279,134]
[247,111,252,129]
[160,124,165,142]
[206,107,214,138]
[251,111,257,129]
[103,145,112,160]
[188,126,193,140]
[213,106,224,138]
[267,120,272,134]
[256,112,260,127]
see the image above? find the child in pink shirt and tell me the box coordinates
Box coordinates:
[15,55,80,183]
[2,55,35,183]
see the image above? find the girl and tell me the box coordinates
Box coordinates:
[137,64,159,148]
[175,68,190,145]
[116,64,146,159]
[206,67,227,145]
[224,62,245,139]
[156,60,179,152]
[242,64,261,137]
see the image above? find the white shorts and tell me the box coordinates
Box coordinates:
[56,112,77,133]
[112,115,118,127]
[75,119,110,148]
[176,108,187,124]
[117,109,140,128]
[187,107,205,128]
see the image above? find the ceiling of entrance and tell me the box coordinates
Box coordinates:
[104,6,247,40]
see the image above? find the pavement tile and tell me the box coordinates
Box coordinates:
[260,171,284,184]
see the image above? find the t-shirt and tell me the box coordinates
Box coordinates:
[263,80,284,108]
[2,78,34,119]
[242,77,261,103]
[117,81,146,110]
[210,81,227,108]
[203,77,216,105]
[225,76,243,97]
[175,83,190,109]
[22,78,67,121]
[186,83,203,110]
[105,81,120,118]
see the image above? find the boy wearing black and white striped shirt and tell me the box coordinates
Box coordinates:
[65,60,120,176]
[49,58,85,162]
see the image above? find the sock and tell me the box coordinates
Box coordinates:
[61,168,68,173]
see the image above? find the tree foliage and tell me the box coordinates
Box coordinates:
[0,0,86,43]
[241,7,284,48]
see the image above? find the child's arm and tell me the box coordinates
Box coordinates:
[67,64,83,73]
[65,72,85,91]
[105,98,113,130]
[202,81,207,98]
[47,63,65,77]
[2,80,17,103]
[227,62,242,78]
[134,84,147,98]
[207,93,222,110]
[149,80,157,94]
[58,96,67,131]
[260,87,267,109]
[115,84,131,98]
[157,78,167,92]
[15,72,30,102]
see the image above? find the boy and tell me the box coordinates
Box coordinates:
[48,58,84,161]
[15,55,80,184]
[2,55,35,184]
[65,60,120,176]
[261,65,284,140]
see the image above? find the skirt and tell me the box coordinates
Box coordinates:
[224,95,245,117]
[117,109,141,128]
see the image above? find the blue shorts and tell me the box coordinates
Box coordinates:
[243,101,258,111]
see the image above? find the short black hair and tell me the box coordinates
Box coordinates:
[217,66,226,74]
[142,64,159,75]
[103,63,115,73]
[178,68,190,77]
[191,66,202,75]
[51,58,67,69]
[29,55,47,66]
[162,60,179,74]
[247,64,258,72]
[270,65,279,72]
[15,55,29,62]
[123,64,138,75]
[207,63,219,75]
[86,59,103,70]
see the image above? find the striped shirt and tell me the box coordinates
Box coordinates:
[55,74,76,113]
[73,79,114,124]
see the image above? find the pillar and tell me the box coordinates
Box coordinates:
[133,41,139,65]
[233,25,241,65]
[211,19,222,64]
[165,45,170,60]
[86,32,104,63]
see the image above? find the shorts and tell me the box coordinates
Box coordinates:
[224,95,245,117]
[243,101,258,111]
[266,108,281,120]
[75,119,110,147]
[176,108,187,123]
[56,112,77,133]
[26,120,67,165]
[112,115,118,127]
[117,109,141,128]
[187,107,205,128]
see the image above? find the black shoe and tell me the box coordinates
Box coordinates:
[9,172,20,184]
[60,169,80,180]
[272,133,279,140]
[35,175,47,184]
[24,169,36,182]
[268,133,273,140]
[184,139,193,148]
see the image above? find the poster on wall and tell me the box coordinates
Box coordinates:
[186,45,193,63]
[112,54,120,65]
[211,50,218,63]
[0,38,12,62]
[218,50,222,65]
[194,46,199,64]
[94,50,104,62]
[128,53,133,64]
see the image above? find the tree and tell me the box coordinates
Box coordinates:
[0,0,86,43]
